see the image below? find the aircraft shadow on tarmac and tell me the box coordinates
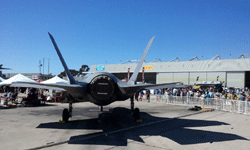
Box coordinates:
[36,107,249,146]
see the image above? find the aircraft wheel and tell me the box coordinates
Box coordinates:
[133,108,140,121]
[62,108,69,122]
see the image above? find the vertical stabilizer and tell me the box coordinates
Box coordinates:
[128,36,155,85]
[48,32,76,84]
[65,72,71,85]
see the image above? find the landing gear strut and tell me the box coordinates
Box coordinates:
[130,96,140,121]
[69,101,73,117]
[130,96,134,112]
[62,100,73,122]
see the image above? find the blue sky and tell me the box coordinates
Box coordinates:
[1,0,249,75]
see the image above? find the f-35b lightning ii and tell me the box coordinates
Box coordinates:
[13,33,180,122]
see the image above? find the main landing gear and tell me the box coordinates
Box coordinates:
[61,96,140,122]
[62,100,73,122]
[130,96,140,121]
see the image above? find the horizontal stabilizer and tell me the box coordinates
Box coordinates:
[118,82,181,94]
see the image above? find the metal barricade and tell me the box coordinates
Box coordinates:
[144,94,249,116]
[223,99,231,112]
[246,101,250,115]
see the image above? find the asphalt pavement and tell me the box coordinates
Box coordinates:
[0,99,249,150]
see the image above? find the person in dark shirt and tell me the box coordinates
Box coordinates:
[139,90,144,101]
[146,90,150,102]
[239,92,245,101]
[135,91,139,101]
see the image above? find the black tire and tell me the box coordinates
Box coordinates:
[133,108,140,121]
[62,108,69,122]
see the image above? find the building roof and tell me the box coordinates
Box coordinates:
[91,58,250,73]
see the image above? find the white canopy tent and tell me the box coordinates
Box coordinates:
[41,76,69,85]
[0,73,37,85]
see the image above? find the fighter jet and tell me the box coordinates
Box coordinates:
[12,33,180,122]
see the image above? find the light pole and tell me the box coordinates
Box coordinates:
[43,58,45,74]
[48,58,50,74]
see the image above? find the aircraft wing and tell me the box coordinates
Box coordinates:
[144,84,187,90]
[118,82,181,94]
[11,81,85,93]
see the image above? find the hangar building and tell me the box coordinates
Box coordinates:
[90,57,250,88]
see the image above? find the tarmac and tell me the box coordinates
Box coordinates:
[0,99,249,150]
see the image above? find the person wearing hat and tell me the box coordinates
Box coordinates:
[238,92,245,101]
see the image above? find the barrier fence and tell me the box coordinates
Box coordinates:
[141,95,250,115]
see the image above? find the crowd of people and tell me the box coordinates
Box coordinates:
[137,86,250,104]
[0,86,48,106]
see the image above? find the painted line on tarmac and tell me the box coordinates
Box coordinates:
[27,111,203,150]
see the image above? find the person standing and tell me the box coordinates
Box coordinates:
[209,88,214,98]
[200,91,203,105]
[187,90,191,104]
[180,89,185,104]
[159,89,162,101]
[230,91,236,108]
[238,92,245,113]
[216,90,220,100]
[246,94,250,108]
[173,90,177,103]
[236,88,240,95]
[165,89,170,103]
[135,91,139,102]
[146,90,150,102]
[173,88,177,96]
[139,90,144,101]
[156,89,159,102]
[221,91,226,99]
[238,92,245,101]
[155,89,158,95]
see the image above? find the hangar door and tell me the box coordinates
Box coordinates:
[137,73,156,84]
[207,72,226,82]
[226,72,245,88]
[245,71,250,88]
[113,73,156,84]
[157,72,189,85]
[173,73,189,85]
[156,73,173,84]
